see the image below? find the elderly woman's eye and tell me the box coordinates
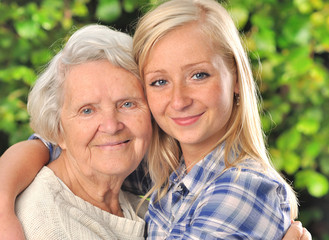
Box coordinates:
[122,101,135,108]
[82,108,93,115]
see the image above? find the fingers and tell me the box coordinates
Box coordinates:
[282,221,303,240]
[301,227,312,240]
[283,220,312,240]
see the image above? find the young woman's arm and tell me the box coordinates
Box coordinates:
[0,140,49,239]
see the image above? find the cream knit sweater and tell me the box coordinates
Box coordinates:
[15,167,147,240]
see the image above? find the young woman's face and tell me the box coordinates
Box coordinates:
[143,23,238,155]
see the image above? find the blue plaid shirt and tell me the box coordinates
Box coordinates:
[146,145,291,239]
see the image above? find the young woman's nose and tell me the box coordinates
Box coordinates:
[98,111,124,134]
[170,83,193,111]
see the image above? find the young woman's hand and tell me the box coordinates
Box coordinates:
[283,221,312,240]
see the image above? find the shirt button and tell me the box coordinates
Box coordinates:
[176,185,183,192]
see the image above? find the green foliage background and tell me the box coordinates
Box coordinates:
[0,0,328,238]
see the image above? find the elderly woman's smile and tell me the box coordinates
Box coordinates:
[94,139,131,148]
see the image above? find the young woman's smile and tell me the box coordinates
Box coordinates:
[171,112,204,126]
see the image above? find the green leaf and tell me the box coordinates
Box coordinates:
[308,175,329,197]
[296,118,320,135]
[251,12,274,29]
[282,151,300,174]
[40,0,64,29]
[297,108,322,135]
[15,20,40,39]
[277,127,301,151]
[0,3,14,23]
[294,0,313,13]
[252,29,276,55]
[96,0,121,23]
[320,158,329,176]
[123,0,138,13]
[72,1,89,17]
[304,141,322,158]
[31,49,53,67]
[285,47,313,77]
[279,14,311,47]
[0,33,13,49]
[295,170,329,197]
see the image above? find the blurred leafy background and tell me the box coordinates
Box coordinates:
[0,0,328,238]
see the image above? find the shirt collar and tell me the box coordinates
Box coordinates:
[169,142,227,195]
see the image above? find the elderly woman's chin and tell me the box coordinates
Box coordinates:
[89,144,146,178]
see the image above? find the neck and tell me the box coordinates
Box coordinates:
[48,154,124,217]
[180,141,220,173]
[180,146,205,173]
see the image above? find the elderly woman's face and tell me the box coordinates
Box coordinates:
[58,60,152,178]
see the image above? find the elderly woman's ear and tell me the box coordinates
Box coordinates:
[56,128,66,150]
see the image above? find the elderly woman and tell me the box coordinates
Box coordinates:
[14,25,152,239]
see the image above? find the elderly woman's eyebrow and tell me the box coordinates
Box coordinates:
[116,95,145,102]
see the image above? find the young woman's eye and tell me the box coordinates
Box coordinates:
[192,72,210,80]
[150,79,168,87]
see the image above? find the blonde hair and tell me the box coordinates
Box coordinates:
[133,0,298,218]
[28,25,137,144]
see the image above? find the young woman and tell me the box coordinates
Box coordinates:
[0,0,311,239]
[132,0,297,238]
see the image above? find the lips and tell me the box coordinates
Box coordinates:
[172,113,203,126]
[96,139,130,148]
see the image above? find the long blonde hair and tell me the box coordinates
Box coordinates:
[133,0,298,218]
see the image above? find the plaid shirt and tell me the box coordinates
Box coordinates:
[145,145,291,240]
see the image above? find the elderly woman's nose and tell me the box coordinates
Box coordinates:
[98,111,125,134]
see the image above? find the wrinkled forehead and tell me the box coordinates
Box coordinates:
[62,60,146,102]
